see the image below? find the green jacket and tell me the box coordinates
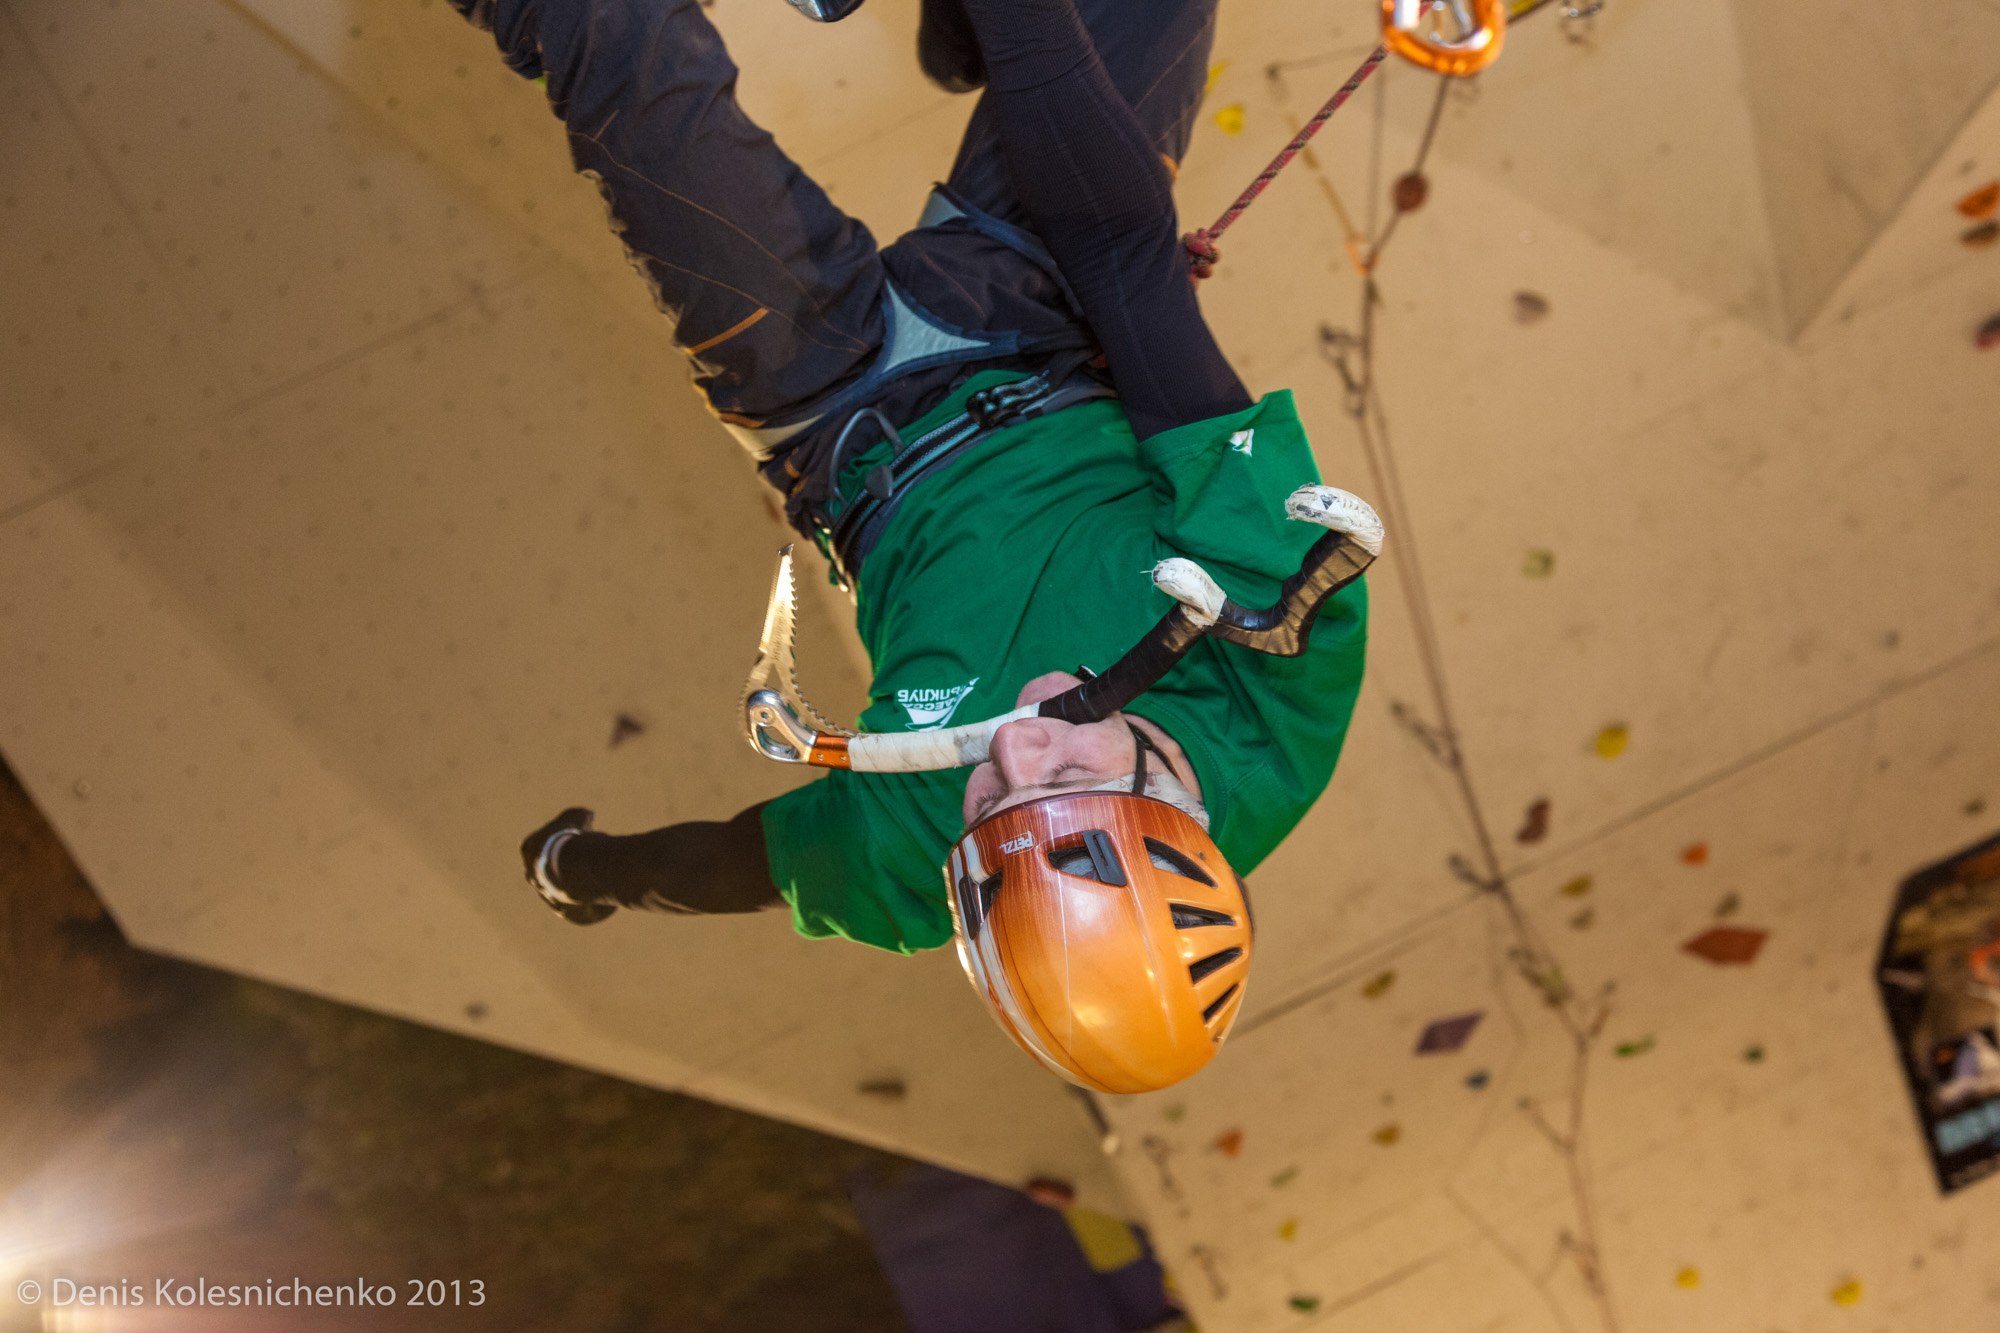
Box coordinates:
[762,371,1369,953]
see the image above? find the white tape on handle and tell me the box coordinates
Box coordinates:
[847,703,1040,772]
[1287,484,1385,556]
[1151,558,1228,627]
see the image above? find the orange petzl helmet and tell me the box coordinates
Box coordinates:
[945,788,1253,1095]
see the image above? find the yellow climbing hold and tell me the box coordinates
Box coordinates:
[1278,1218,1299,1241]
[1204,62,1230,99]
[1522,548,1555,578]
[1372,1123,1401,1146]
[1830,1278,1863,1307]
[1560,875,1594,898]
[1362,970,1396,998]
[1215,103,1246,136]
[1595,724,1630,759]
[1674,1267,1700,1290]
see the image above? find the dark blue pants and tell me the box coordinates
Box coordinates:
[452,0,1222,469]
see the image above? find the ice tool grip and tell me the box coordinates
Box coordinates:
[1035,485,1382,727]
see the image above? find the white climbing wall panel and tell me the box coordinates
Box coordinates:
[3,0,1999,1329]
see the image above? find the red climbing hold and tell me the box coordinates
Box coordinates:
[1681,925,1768,966]
[1393,171,1430,213]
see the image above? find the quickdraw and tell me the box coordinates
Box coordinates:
[1183,0,1518,280]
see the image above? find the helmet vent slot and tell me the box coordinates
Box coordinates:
[1171,903,1237,929]
[1188,946,1243,985]
[977,870,1002,917]
[1202,983,1241,1025]
[1144,837,1216,886]
[1045,830,1128,886]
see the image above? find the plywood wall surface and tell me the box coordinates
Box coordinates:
[3,0,1998,1328]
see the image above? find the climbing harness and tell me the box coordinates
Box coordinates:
[741,485,1383,773]
[812,353,1115,591]
[1183,0,1508,280]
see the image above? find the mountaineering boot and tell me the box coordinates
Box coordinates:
[917,0,984,93]
[785,0,867,21]
[520,807,618,925]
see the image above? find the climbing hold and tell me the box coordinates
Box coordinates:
[1512,291,1550,325]
[1744,1044,1765,1064]
[1466,1069,1491,1090]
[1393,171,1430,213]
[609,712,646,747]
[1372,1122,1401,1146]
[1681,842,1708,866]
[1960,180,2000,218]
[1516,798,1552,845]
[1674,1266,1700,1290]
[1968,796,1989,817]
[1614,1036,1655,1058]
[1963,219,2000,248]
[1521,547,1555,577]
[1024,1176,1076,1209]
[1560,874,1594,899]
[1270,1166,1299,1189]
[1569,907,1594,931]
[1363,970,1397,998]
[1594,724,1630,759]
[1416,1011,1485,1054]
[1215,103,1246,136]
[1164,1103,1187,1122]
[1289,1294,1321,1313]
[1830,1277,1863,1307]
[1713,891,1741,918]
[1979,313,2000,350]
[857,1076,908,1101]
[1204,62,1229,99]
[1278,1218,1299,1241]
[1214,1128,1245,1159]
[1682,925,1768,966]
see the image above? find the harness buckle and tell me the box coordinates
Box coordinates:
[966,376,1045,430]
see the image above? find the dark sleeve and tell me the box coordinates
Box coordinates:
[557,803,783,914]
[962,0,1252,441]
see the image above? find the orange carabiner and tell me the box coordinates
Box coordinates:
[1382,0,1506,78]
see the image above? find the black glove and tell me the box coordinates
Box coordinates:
[519,807,616,926]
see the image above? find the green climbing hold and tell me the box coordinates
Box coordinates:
[1614,1036,1656,1058]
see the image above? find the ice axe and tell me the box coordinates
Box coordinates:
[741,484,1384,773]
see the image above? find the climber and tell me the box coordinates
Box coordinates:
[449,0,1373,1092]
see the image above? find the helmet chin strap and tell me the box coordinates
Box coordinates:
[1058,722,1210,831]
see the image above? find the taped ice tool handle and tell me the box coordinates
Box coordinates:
[1044,487,1383,724]
[740,485,1384,773]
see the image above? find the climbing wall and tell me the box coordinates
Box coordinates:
[2,0,1998,1329]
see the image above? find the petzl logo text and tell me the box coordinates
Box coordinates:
[895,678,978,730]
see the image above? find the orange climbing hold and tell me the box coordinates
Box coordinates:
[1681,842,1709,866]
[1959,180,2000,219]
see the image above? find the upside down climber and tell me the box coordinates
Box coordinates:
[451,0,1378,1094]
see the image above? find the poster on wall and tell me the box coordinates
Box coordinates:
[1877,831,2000,1194]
